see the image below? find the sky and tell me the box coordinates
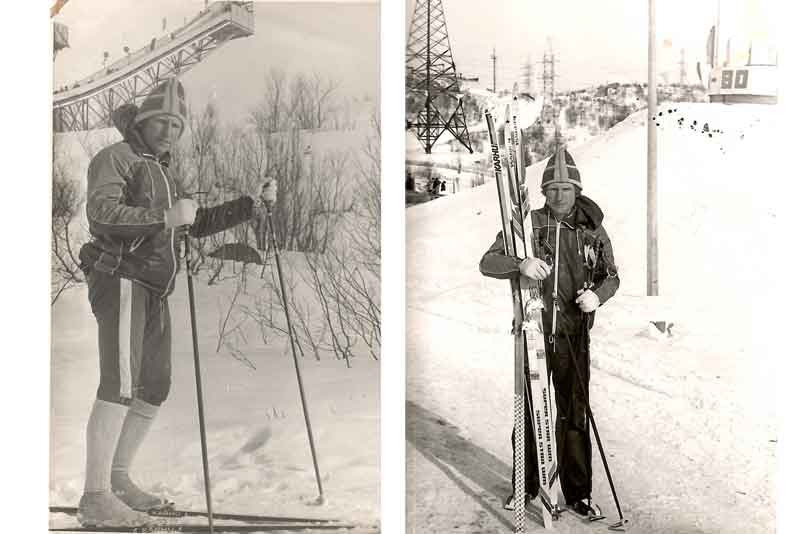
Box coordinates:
[53,0,379,123]
[406,0,779,92]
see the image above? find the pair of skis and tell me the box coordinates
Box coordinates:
[49,506,366,533]
[486,85,560,532]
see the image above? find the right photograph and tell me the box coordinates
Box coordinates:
[405,0,778,533]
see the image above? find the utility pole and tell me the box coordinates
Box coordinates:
[539,37,557,133]
[491,47,497,92]
[647,0,658,296]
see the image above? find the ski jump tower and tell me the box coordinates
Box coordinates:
[53,1,254,132]
[406,0,473,154]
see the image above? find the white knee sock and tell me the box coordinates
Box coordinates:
[83,399,128,494]
[112,398,159,477]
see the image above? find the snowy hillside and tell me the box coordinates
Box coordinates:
[406,103,778,533]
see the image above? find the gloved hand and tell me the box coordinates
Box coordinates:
[519,257,551,281]
[260,178,277,206]
[164,198,198,229]
[575,289,600,313]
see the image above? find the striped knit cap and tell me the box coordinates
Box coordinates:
[541,146,582,191]
[133,78,187,135]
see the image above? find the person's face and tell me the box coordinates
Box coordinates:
[544,183,577,218]
[139,115,182,156]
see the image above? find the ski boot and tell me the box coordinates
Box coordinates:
[111,471,173,512]
[569,498,605,521]
[77,491,153,527]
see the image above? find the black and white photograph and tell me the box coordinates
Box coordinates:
[405,0,779,532]
[49,1,380,532]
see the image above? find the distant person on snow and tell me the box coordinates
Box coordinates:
[77,78,273,528]
[479,147,619,518]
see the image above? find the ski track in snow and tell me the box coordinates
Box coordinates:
[407,103,777,533]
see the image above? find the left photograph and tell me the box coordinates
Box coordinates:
[50,1,380,532]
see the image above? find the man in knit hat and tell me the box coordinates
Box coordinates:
[76,78,273,528]
[480,146,620,518]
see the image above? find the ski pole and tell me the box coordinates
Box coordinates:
[184,234,216,533]
[264,196,325,504]
[564,330,627,531]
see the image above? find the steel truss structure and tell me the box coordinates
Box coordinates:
[406,0,472,154]
[53,2,254,132]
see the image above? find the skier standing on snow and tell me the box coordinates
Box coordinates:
[76,78,272,528]
[479,147,619,517]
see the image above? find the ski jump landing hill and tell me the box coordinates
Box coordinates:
[53,1,255,133]
[406,102,780,533]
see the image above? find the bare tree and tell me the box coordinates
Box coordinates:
[271,114,381,364]
[248,74,356,254]
[176,76,380,368]
[306,113,381,361]
[51,136,85,304]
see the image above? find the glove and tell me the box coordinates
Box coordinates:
[519,257,551,281]
[260,178,277,206]
[575,289,600,313]
[164,198,198,229]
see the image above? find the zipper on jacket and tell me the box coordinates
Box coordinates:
[550,220,562,341]
[155,163,178,299]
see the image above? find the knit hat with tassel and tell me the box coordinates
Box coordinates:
[541,146,582,191]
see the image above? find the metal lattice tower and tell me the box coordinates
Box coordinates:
[406,0,472,154]
[539,38,558,130]
[53,1,254,132]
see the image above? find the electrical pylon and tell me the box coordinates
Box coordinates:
[406,0,473,154]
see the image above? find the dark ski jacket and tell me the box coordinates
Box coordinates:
[479,196,619,336]
[79,104,256,298]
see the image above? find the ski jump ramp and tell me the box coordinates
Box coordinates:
[53,1,255,133]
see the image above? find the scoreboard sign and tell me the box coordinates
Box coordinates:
[719,69,749,89]
[708,64,777,100]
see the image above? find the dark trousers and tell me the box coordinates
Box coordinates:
[511,332,592,504]
[87,270,172,406]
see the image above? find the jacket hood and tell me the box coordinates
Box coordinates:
[111,103,138,138]
[574,195,604,230]
[110,103,171,166]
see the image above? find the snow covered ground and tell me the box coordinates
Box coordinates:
[407,103,779,533]
[50,269,379,532]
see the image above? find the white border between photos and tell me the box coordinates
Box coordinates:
[380,0,406,533]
